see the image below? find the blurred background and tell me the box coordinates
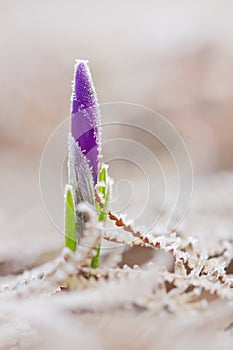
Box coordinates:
[0,0,233,273]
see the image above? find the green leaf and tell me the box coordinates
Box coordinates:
[91,243,101,268]
[65,185,76,252]
[98,166,106,196]
[96,165,110,223]
[98,183,110,222]
[91,164,111,268]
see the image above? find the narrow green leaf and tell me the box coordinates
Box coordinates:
[97,165,109,223]
[91,243,101,268]
[92,164,111,268]
[98,166,106,196]
[98,184,110,222]
[65,185,76,252]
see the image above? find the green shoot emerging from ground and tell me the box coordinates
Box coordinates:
[91,165,110,268]
[65,61,111,268]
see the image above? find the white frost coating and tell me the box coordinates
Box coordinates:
[77,202,102,248]
[68,133,97,238]
[70,59,89,107]
[0,173,233,348]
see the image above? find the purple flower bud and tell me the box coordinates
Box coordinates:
[71,60,101,184]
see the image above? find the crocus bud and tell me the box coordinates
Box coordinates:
[71,60,101,184]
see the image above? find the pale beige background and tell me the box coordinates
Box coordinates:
[0,0,233,271]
